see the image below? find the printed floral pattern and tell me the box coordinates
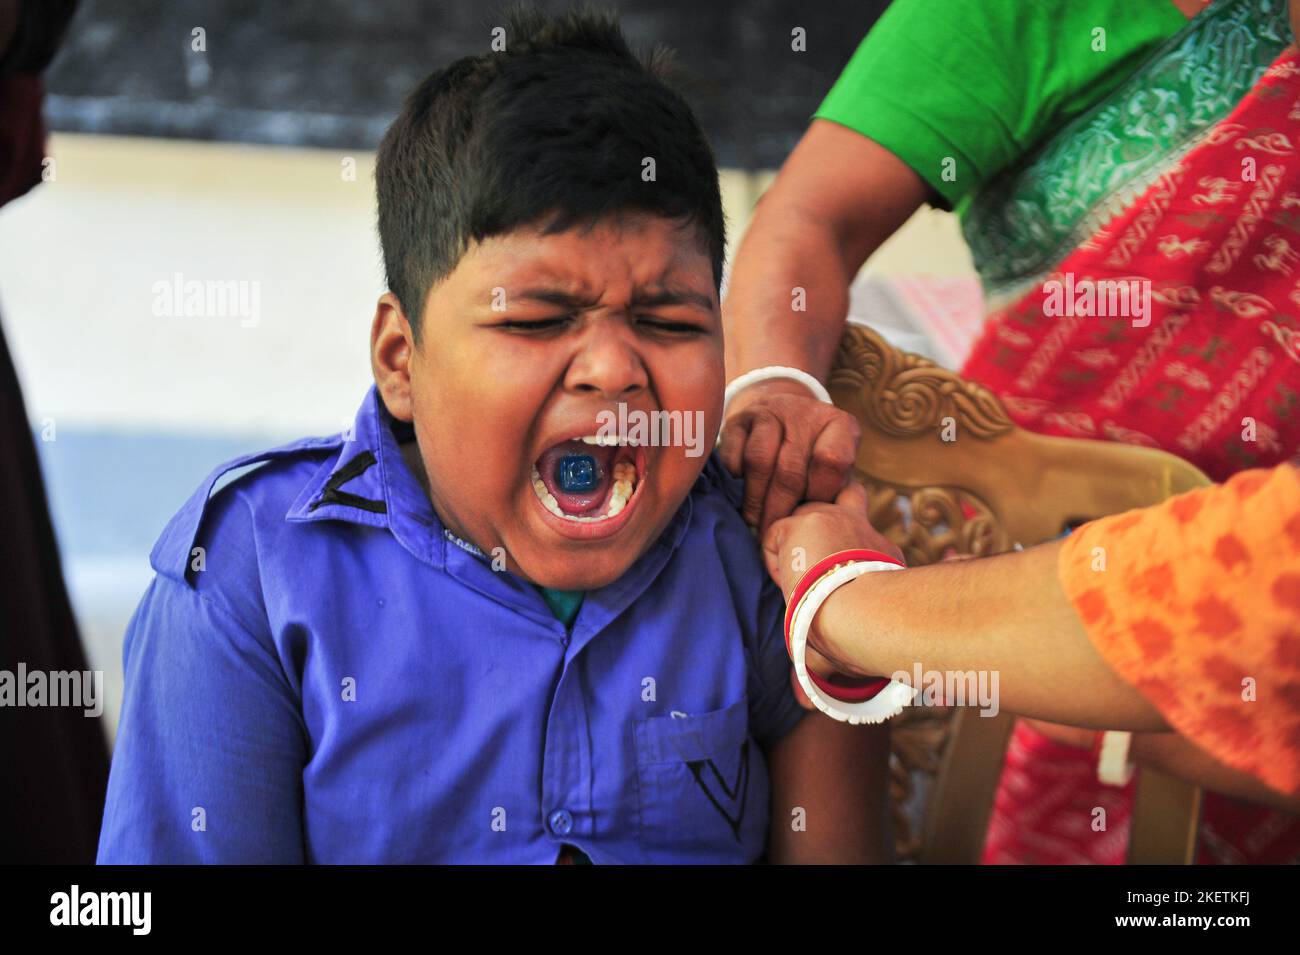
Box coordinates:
[1060,466,1300,802]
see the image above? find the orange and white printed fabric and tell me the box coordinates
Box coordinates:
[1058,464,1300,800]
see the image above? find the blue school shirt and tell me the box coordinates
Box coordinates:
[97,386,806,864]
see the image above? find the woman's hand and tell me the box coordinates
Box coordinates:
[761,479,901,597]
[761,481,903,690]
[718,379,862,534]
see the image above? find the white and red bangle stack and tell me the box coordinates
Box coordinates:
[783,548,916,725]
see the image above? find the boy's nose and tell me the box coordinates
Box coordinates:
[565,325,648,401]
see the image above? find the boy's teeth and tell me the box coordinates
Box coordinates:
[531,467,563,516]
[604,467,634,517]
[530,463,636,522]
[577,435,625,446]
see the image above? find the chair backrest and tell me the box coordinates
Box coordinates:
[828,323,1210,864]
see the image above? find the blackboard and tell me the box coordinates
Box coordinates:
[42,0,890,169]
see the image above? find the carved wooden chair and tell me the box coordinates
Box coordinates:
[827,323,1210,864]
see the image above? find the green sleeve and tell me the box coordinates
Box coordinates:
[814,0,1185,210]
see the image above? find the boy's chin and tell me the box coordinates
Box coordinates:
[522,551,637,591]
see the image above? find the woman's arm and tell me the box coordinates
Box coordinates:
[723,119,929,382]
[718,121,929,533]
[1129,732,1300,812]
[762,483,1167,730]
[806,529,1170,731]
[763,469,1300,804]
[1033,720,1300,813]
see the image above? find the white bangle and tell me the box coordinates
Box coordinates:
[788,560,915,724]
[1097,730,1135,786]
[722,366,833,419]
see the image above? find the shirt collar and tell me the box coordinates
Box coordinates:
[286,385,441,566]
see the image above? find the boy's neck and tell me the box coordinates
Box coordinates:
[398,438,480,550]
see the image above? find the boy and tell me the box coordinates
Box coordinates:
[97,6,888,863]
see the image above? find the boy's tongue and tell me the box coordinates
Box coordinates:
[537,440,616,515]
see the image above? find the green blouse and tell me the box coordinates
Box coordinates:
[815,0,1186,213]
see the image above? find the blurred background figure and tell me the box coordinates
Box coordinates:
[0,0,107,864]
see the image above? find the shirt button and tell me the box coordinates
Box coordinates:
[549,809,574,836]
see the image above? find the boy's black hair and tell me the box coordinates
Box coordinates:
[376,4,725,338]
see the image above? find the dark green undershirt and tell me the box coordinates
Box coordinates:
[536,586,585,628]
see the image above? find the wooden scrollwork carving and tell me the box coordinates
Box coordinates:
[860,478,1010,565]
[889,706,953,860]
[830,324,1013,440]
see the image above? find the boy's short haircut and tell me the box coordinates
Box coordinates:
[375,3,725,338]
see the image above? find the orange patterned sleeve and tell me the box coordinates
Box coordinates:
[1058,464,1300,798]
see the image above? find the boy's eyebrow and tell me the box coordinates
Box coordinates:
[631,287,717,312]
[514,288,602,309]
[512,286,715,312]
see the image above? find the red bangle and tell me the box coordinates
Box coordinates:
[782,548,905,704]
[783,548,904,646]
[808,671,893,702]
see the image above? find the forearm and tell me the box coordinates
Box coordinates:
[1131,732,1300,812]
[722,120,929,384]
[815,541,1169,730]
[723,194,854,382]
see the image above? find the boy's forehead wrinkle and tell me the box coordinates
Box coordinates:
[474,243,600,290]
[466,219,714,305]
[497,260,605,307]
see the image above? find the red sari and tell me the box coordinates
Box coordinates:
[965,46,1300,864]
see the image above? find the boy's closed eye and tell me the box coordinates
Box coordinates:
[486,314,710,336]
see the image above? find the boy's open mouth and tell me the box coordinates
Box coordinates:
[530,435,645,523]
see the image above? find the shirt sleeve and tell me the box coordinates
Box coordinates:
[1058,464,1300,799]
[97,573,309,863]
[746,575,808,749]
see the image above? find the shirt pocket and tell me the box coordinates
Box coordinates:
[633,697,768,863]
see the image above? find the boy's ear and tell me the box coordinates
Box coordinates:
[371,292,417,422]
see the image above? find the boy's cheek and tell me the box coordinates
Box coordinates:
[417,375,538,458]
[670,352,725,446]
